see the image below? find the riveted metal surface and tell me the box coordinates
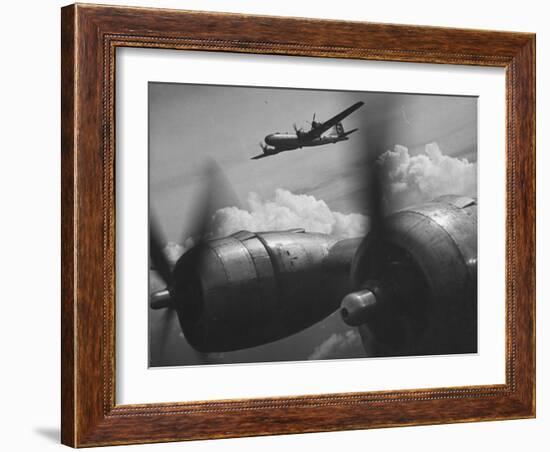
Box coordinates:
[173,231,357,352]
[352,196,478,356]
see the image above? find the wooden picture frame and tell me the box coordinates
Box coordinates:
[61,3,535,447]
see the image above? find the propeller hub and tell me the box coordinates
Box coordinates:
[150,289,172,310]
[341,288,378,326]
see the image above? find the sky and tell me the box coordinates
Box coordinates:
[148,81,478,367]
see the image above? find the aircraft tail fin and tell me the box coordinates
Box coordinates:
[341,127,358,137]
[331,122,358,138]
[333,122,345,136]
[332,122,359,137]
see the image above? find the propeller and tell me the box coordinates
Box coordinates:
[191,349,214,365]
[306,113,317,128]
[179,159,239,246]
[149,159,239,361]
[149,216,172,288]
[365,143,385,236]
[340,145,389,351]
[156,307,177,362]
[340,143,427,356]
[293,123,303,134]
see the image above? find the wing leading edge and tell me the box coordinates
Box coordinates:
[305,101,364,140]
[251,153,273,160]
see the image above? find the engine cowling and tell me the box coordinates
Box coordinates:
[170,229,361,352]
[341,195,477,357]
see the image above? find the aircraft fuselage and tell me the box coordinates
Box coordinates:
[263,132,350,153]
[252,101,363,160]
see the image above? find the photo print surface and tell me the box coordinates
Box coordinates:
[148,82,478,367]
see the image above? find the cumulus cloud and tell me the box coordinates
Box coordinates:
[163,242,184,266]
[210,189,369,239]
[308,329,363,360]
[377,142,476,211]
[162,237,196,267]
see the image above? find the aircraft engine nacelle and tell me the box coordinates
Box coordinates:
[340,195,477,357]
[170,230,361,352]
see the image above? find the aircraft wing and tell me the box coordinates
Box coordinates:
[304,101,364,140]
[251,153,272,160]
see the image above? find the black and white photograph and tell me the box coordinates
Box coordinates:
[148,82,478,367]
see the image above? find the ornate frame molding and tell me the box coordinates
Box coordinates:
[61,4,535,447]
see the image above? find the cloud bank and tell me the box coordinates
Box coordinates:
[308,329,363,360]
[378,142,476,211]
[210,189,369,239]
[162,143,474,266]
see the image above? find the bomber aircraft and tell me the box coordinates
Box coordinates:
[252,101,364,160]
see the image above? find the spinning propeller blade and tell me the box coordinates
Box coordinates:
[365,142,386,234]
[149,159,239,359]
[178,159,237,246]
[149,216,172,287]
[157,307,177,361]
